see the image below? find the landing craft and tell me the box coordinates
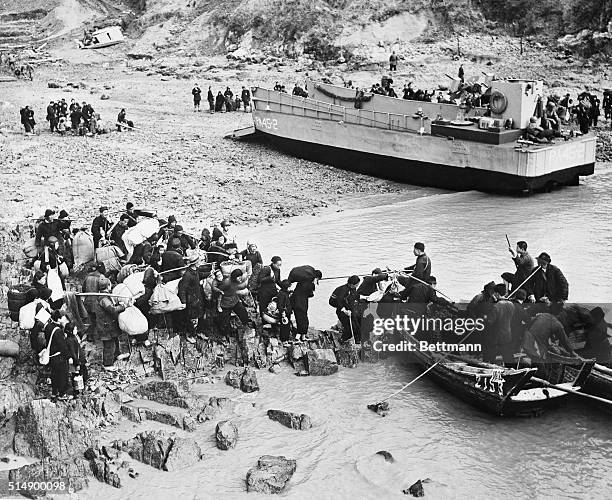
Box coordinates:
[77,26,124,49]
[242,79,596,194]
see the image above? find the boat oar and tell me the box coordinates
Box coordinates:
[531,376,612,407]
[505,266,541,300]
[319,273,372,282]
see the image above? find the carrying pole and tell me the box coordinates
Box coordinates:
[505,266,541,300]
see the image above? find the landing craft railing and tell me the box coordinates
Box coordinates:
[253,88,422,134]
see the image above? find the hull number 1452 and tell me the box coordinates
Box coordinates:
[255,116,278,130]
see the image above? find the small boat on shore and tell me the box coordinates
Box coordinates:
[560,362,612,404]
[403,335,595,417]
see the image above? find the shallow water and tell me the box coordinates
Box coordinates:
[84,163,612,499]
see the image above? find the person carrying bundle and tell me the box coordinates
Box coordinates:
[289,265,322,341]
[95,277,129,371]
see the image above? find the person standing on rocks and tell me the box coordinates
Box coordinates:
[192,83,202,112]
[95,277,129,371]
[389,51,398,71]
[289,266,322,341]
[208,86,215,113]
[91,206,112,248]
[82,262,105,337]
[214,268,250,339]
[178,254,205,343]
[330,275,361,343]
[45,311,72,400]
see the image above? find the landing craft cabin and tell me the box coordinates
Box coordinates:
[247,79,596,194]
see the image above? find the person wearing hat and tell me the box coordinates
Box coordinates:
[330,275,362,343]
[357,268,389,298]
[95,276,129,370]
[575,307,612,364]
[502,241,534,293]
[91,206,112,249]
[192,83,202,112]
[401,242,431,296]
[35,209,60,247]
[528,252,568,305]
[178,254,204,343]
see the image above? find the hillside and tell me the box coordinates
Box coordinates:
[1,0,611,62]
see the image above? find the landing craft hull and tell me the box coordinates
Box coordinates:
[250,88,596,194]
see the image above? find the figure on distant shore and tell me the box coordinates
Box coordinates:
[192,83,202,112]
[241,86,251,112]
[207,86,215,113]
[389,51,398,71]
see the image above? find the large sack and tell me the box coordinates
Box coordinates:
[47,268,64,302]
[220,260,252,278]
[95,245,124,272]
[118,306,149,336]
[8,285,37,322]
[73,230,95,269]
[117,264,139,283]
[288,265,317,283]
[165,278,181,296]
[123,218,160,247]
[123,271,145,297]
[19,299,43,330]
[112,283,133,306]
[22,237,40,258]
[149,284,185,314]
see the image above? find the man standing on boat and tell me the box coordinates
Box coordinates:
[527,252,568,305]
[485,284,517,367]
[502,240,534,292]
[400,242,431,296]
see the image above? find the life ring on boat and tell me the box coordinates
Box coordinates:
[490,90,508,115]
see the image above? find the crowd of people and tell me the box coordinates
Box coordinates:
[12,205,610,400]
[191,83,253,113]
[19,98,134,136]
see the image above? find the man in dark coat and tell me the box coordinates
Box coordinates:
[357,268,388,297]
[271,256,282,286]
[161,242,185,282]
[45,313,71,399]
[528,252,569,304]
[82,263,105,335]
[207,86,215,113]
[290,269,322,340]
[95,277,128,369]
[241,86,251,112]
[215,91,225,112]
[485,284,517,366]
[91,206,112,248]
[522,304,575,361]
[174,225,196,253]
[257,266,278,315]
[178,254,204,342]
[401,242,431,296]
[110,214,130,255]
[224,87,233,112]
[46,101,58,132]
[502,240,534,292]
[192,83,202,111]
[35,209,60,247]
[332,275,361,342]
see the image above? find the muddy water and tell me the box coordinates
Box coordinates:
[84,164,612,499]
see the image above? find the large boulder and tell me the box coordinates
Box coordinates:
[131,380,190,408]
[112,430,202,472]
[267,410,312,430]
[215,421,238,450]
[163,436,202,471]
[13,398,100,460]
[306,349,338,376]
[246,455,297,494]
[225,369,241,389]
[9,457,90,493]
[240,367,259,393]
[89,456,122,488]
